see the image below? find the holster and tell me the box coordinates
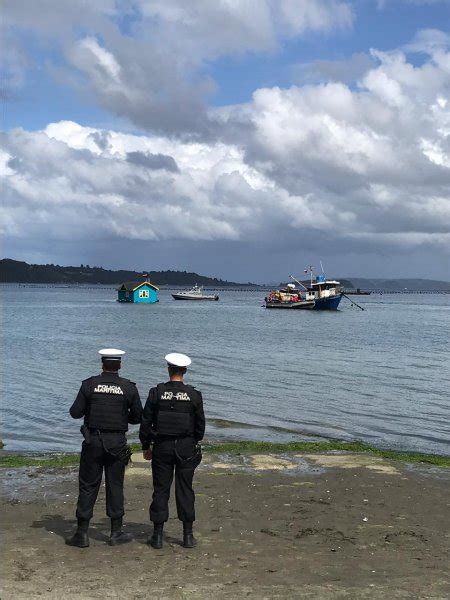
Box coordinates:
[100,433,132,466]
[80,424,91,445]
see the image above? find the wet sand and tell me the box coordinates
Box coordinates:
[1,452,449,599]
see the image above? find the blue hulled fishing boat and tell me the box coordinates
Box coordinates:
[265,267,343,310]
[307,274,343,310]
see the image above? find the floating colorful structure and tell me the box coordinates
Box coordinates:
[117,274,159,303]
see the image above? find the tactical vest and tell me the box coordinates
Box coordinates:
[154,383,196,437]
[86,375,130,431]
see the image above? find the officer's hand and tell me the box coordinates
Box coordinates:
[143,448,153,461]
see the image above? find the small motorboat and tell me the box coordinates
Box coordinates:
[172,285,219,301]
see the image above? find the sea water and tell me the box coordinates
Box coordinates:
[1,285,449,454]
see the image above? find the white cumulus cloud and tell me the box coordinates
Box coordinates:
[1,2,449,269]
[1,0,353,133]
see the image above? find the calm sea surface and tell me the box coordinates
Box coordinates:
[1,285,449,454]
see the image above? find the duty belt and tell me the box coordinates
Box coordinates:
[155,433,191,440]
[88,428,125,434]
[81,427,131,465]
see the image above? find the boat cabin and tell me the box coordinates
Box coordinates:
[117,277,159,303]
[307,275,341,299]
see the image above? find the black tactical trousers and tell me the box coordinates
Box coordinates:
[150,437,201,524]
[76,433,126,521]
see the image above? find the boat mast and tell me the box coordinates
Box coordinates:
[289,275,308,291]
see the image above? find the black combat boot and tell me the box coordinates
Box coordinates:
[148,523,164,549]
[109,517,133,546]
[183,522,197,548]
[65,519,90,548]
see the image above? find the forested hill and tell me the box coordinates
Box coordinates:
[0,259,255,286]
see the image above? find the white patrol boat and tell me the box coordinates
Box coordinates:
[172,285,219,301]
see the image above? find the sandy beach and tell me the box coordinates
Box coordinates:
[1,451,449,599]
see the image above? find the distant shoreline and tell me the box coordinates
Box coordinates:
[0,258,256,287]
[2,258,450,291]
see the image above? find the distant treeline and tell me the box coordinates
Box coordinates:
[0,259,256,287]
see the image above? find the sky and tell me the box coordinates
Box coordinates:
[1,0,450,283]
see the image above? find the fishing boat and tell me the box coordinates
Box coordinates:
[172,285,219,301]
[307,274,343,310]
[265,267,343,310]
[265,284,315,310]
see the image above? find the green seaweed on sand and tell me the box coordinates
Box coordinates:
[1,440,449,468]
[201,440,450,467]
[0,453,80,468]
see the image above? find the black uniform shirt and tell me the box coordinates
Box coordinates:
[139,381,205,449]
[70,372,143,432]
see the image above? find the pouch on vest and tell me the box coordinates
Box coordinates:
[156,411,192,437]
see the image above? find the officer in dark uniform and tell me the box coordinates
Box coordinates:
[66,348,142,548]
[140,352,205,549]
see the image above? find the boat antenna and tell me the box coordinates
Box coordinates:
[320,260,325,275]
[289,275,308,291]
[310,265,313,287]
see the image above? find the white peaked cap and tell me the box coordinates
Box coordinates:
[99,348,125,359]
[165,352,192,367]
